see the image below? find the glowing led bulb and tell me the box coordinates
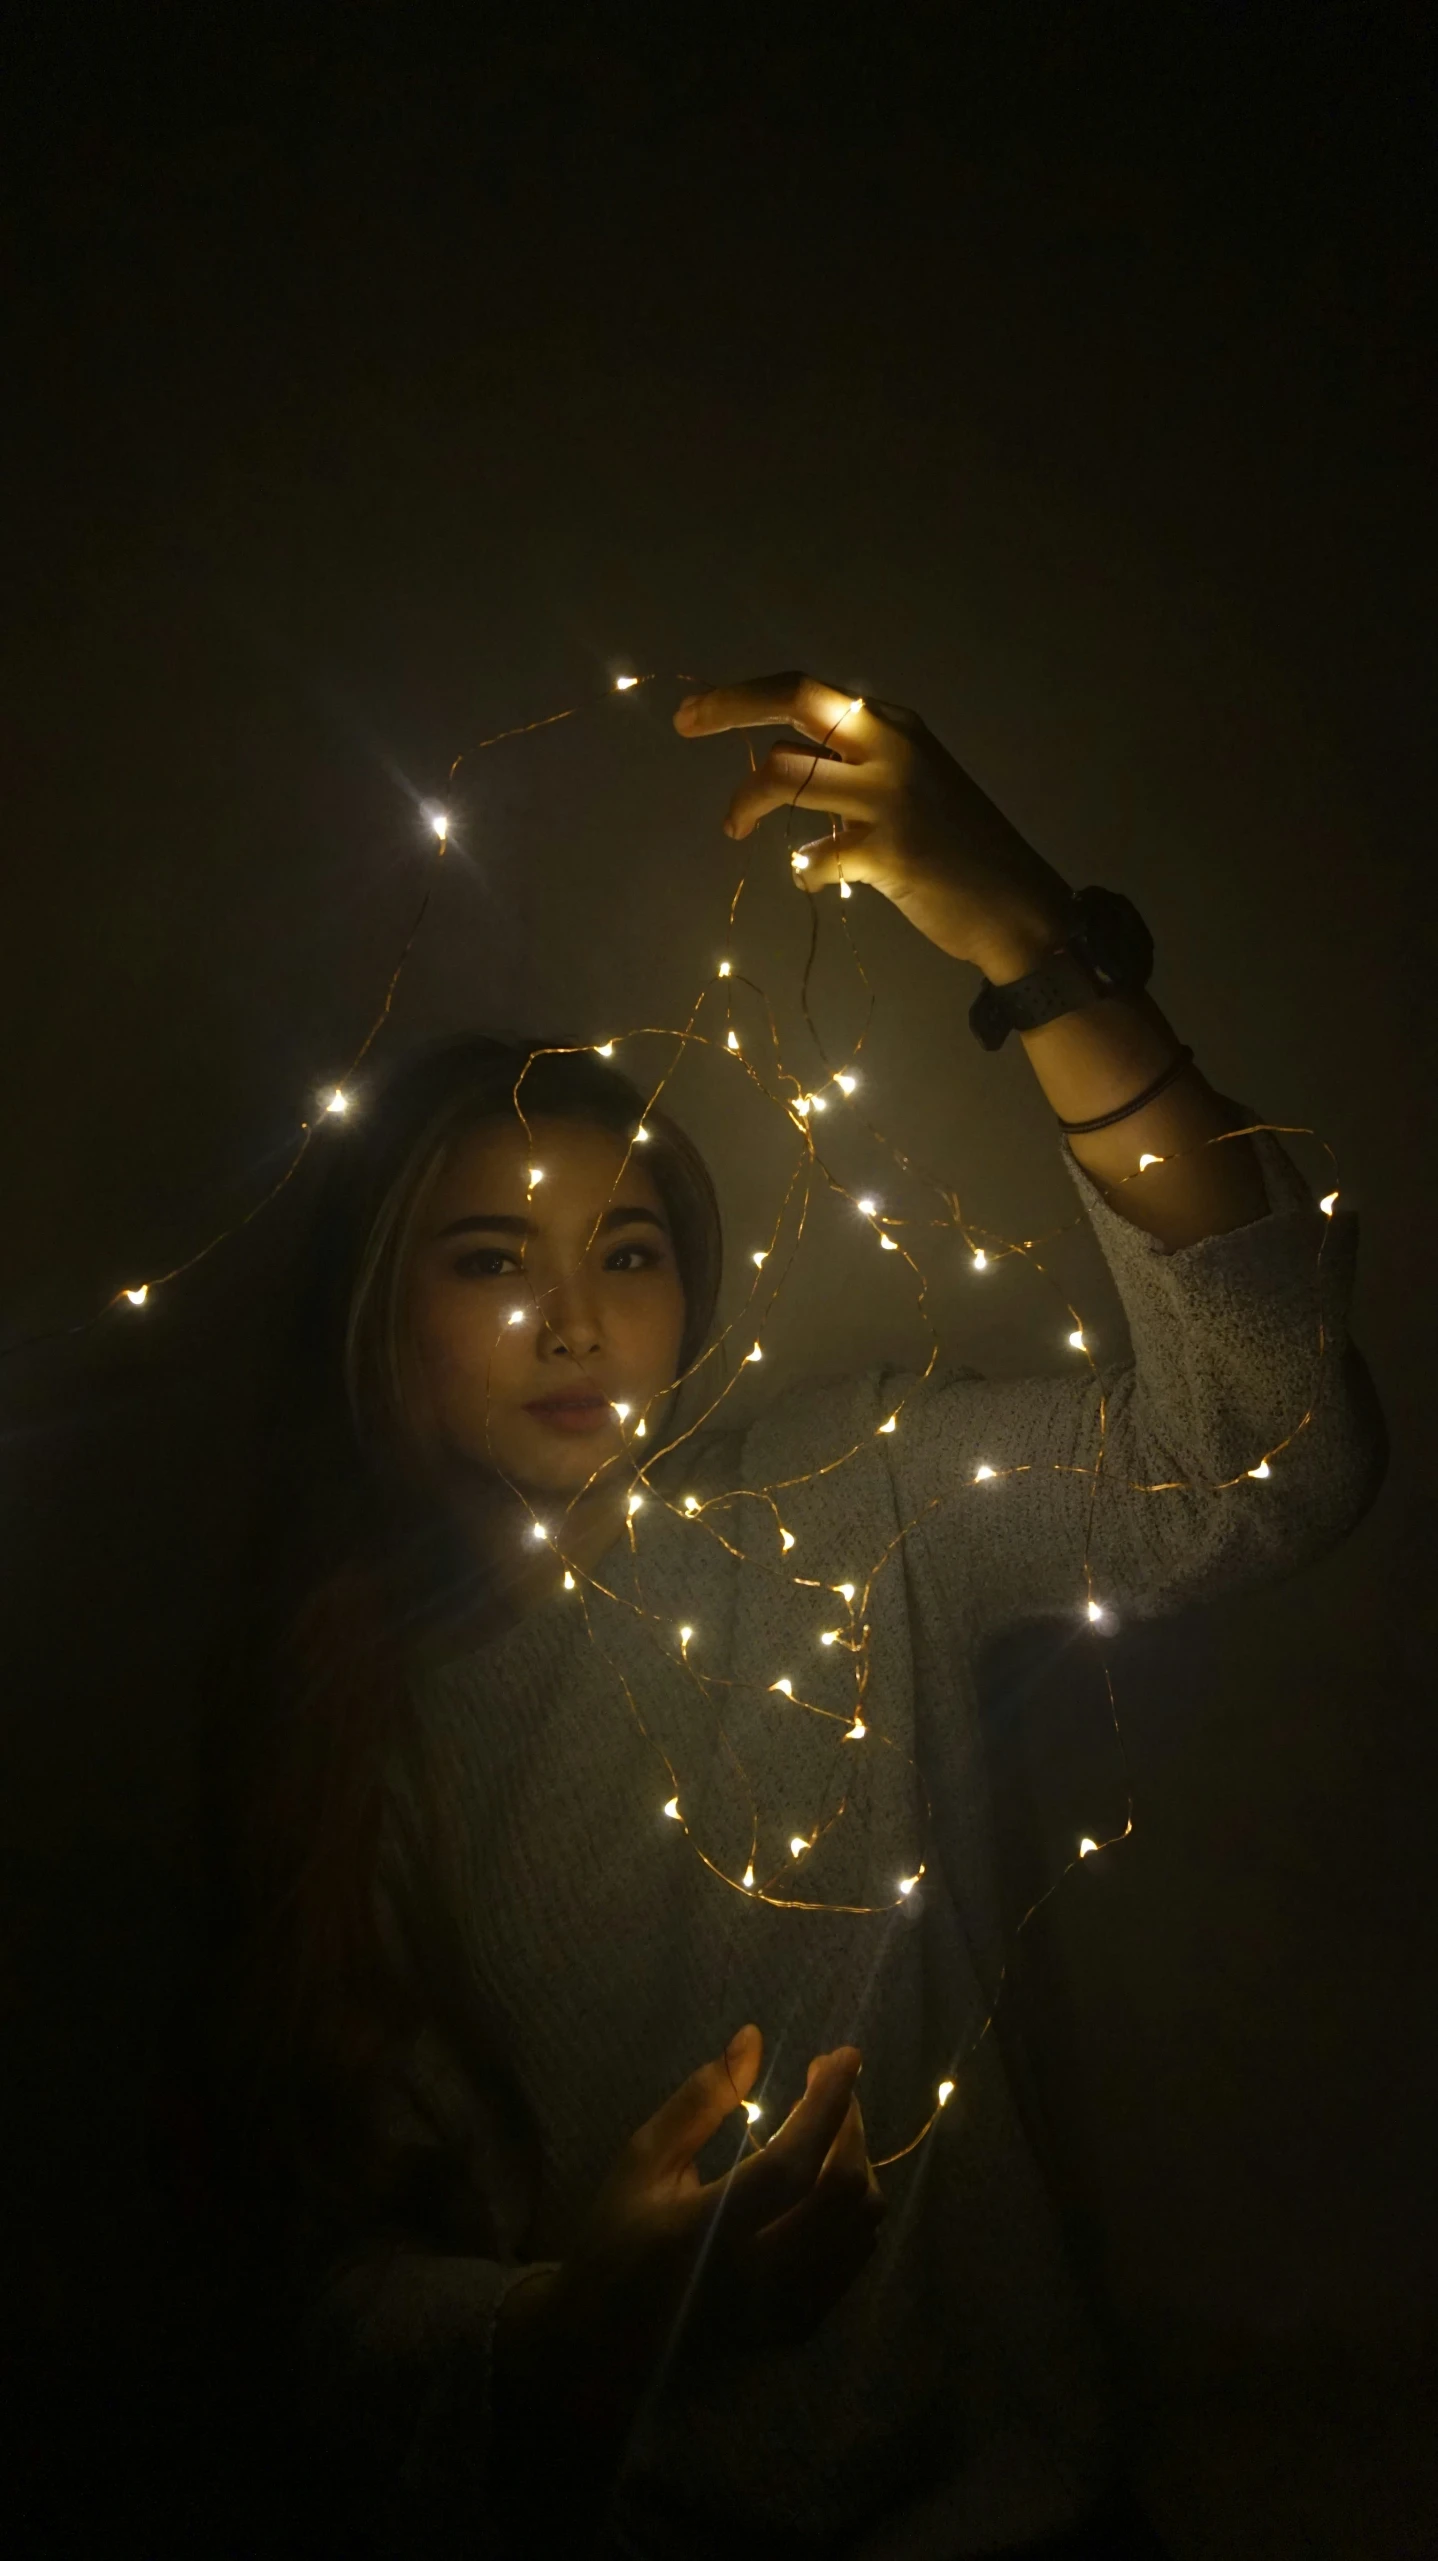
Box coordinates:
[1320,1190,1338,1216]
[563,1571,575,1591]
[1138,1152,1161,1170]
[808,1092,827,1112]
[793,1096,811,1117]
[845,1718,867,1740]
[1068,1330,1086,1350]
[1087,1599,1104,1622]
[596,1042,615,1058]
[840,880,852,899]
[836,1073,857,1094]
[751,1249,768,1267]
[937,2079,954,2106]
[123,1285,149,1306]
[527,1166,544,1187]
[614,674,639,691]
[745,1342,763,1363]
[780,1528,796,1553]
[424,805,449,841]
[836,1582,855,1602]
[718,959,732,978]
[628,1492,644,1516]
[791,852,810,872]
[634,1125,651,1143]
[743,2099,763,2124]
[878,1415,897,1435]
[771,1678,793,1697]
[742,1863,755,1890]
[727,1030,740,1052]
[972,1249,988,1270]
[634,1418,647,1438]
[789,1834,809,1859]
[612,1401,631,1422]
[897,1875,919,1897]
[880,1234,898,1251]
[679,1624,694,1649]
[530,1521,548,1543]
[820,1630,838,1646]
[663,1796,680,1820]
[326,1089,348,1115]
[847,697,864,715]
[683,1494,700,1514]
[974,1463,996,1482]
[1247,1459,1271,1479]
[857,1196,878,1216]
[508,1307,526,1326]
[1079,1837,1098,1857]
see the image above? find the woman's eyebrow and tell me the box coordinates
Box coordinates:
[435,1204,669,1241]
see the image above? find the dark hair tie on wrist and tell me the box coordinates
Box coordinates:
[1058,1045,1195,1136]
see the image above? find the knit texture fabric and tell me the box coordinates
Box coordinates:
[288,1132,1385,2560]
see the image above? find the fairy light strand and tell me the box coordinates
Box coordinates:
[6,668,1346,2173]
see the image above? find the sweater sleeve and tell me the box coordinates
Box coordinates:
[287,2237,561,2560]
[885,1126,1388,1655]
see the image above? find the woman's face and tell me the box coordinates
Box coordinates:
[402,1114,689,1506]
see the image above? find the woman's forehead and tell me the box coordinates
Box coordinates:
[432,1115,664,1213]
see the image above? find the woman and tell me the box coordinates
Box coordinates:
[188,674,1385,2559]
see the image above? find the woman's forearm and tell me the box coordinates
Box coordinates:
[973,917,1271,1252]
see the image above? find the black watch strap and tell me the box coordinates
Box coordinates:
[969,947,1105,1052]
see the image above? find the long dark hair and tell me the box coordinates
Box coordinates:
[189,1034,723,2292]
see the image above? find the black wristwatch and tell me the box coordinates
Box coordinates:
[968,886,1154,1052]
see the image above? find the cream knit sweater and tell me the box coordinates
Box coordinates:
[287,1131,1385,2559]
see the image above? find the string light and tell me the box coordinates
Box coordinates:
[612,1401,631,1422]
[42,669,1338,2188]
[635,1418,647,1437]
[744,2098,763,2122]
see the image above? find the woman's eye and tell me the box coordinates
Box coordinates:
[453,1248,521,1279]
[605,1243,662,1273]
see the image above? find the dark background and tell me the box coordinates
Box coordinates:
[2,6,1434,2554]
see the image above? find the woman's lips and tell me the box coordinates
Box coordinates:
[522,1397,614,1436]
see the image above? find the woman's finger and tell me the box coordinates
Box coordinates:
[725,747,875,842]
[675,672,872,753]
[716,2050,862,2238]
[789,825,875,894]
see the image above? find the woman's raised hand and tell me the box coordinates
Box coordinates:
[674,670,1073,981]
[494,2024,886,2445]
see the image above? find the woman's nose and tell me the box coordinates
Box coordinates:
[535,1268,604,1357]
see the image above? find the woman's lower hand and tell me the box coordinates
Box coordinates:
[674,669,1074,980]
[497,2024,885,2443]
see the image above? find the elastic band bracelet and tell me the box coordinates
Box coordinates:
[1057,1045,1195,1136]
